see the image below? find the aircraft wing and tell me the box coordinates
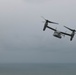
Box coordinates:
[47,26,56,31]
[60,32,71,36]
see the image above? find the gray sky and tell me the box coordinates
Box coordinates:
[0,0,76,63]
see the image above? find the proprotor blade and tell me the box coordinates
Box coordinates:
[64,26,74,31]
[41,16,46,20]
[41,16,59,24]
[48,20,59,24]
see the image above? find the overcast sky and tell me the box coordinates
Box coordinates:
[0,0,76,63]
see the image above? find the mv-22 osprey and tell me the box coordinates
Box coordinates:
[42,17,76,41]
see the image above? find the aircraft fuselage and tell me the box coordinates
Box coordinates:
[53,31,62,39]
